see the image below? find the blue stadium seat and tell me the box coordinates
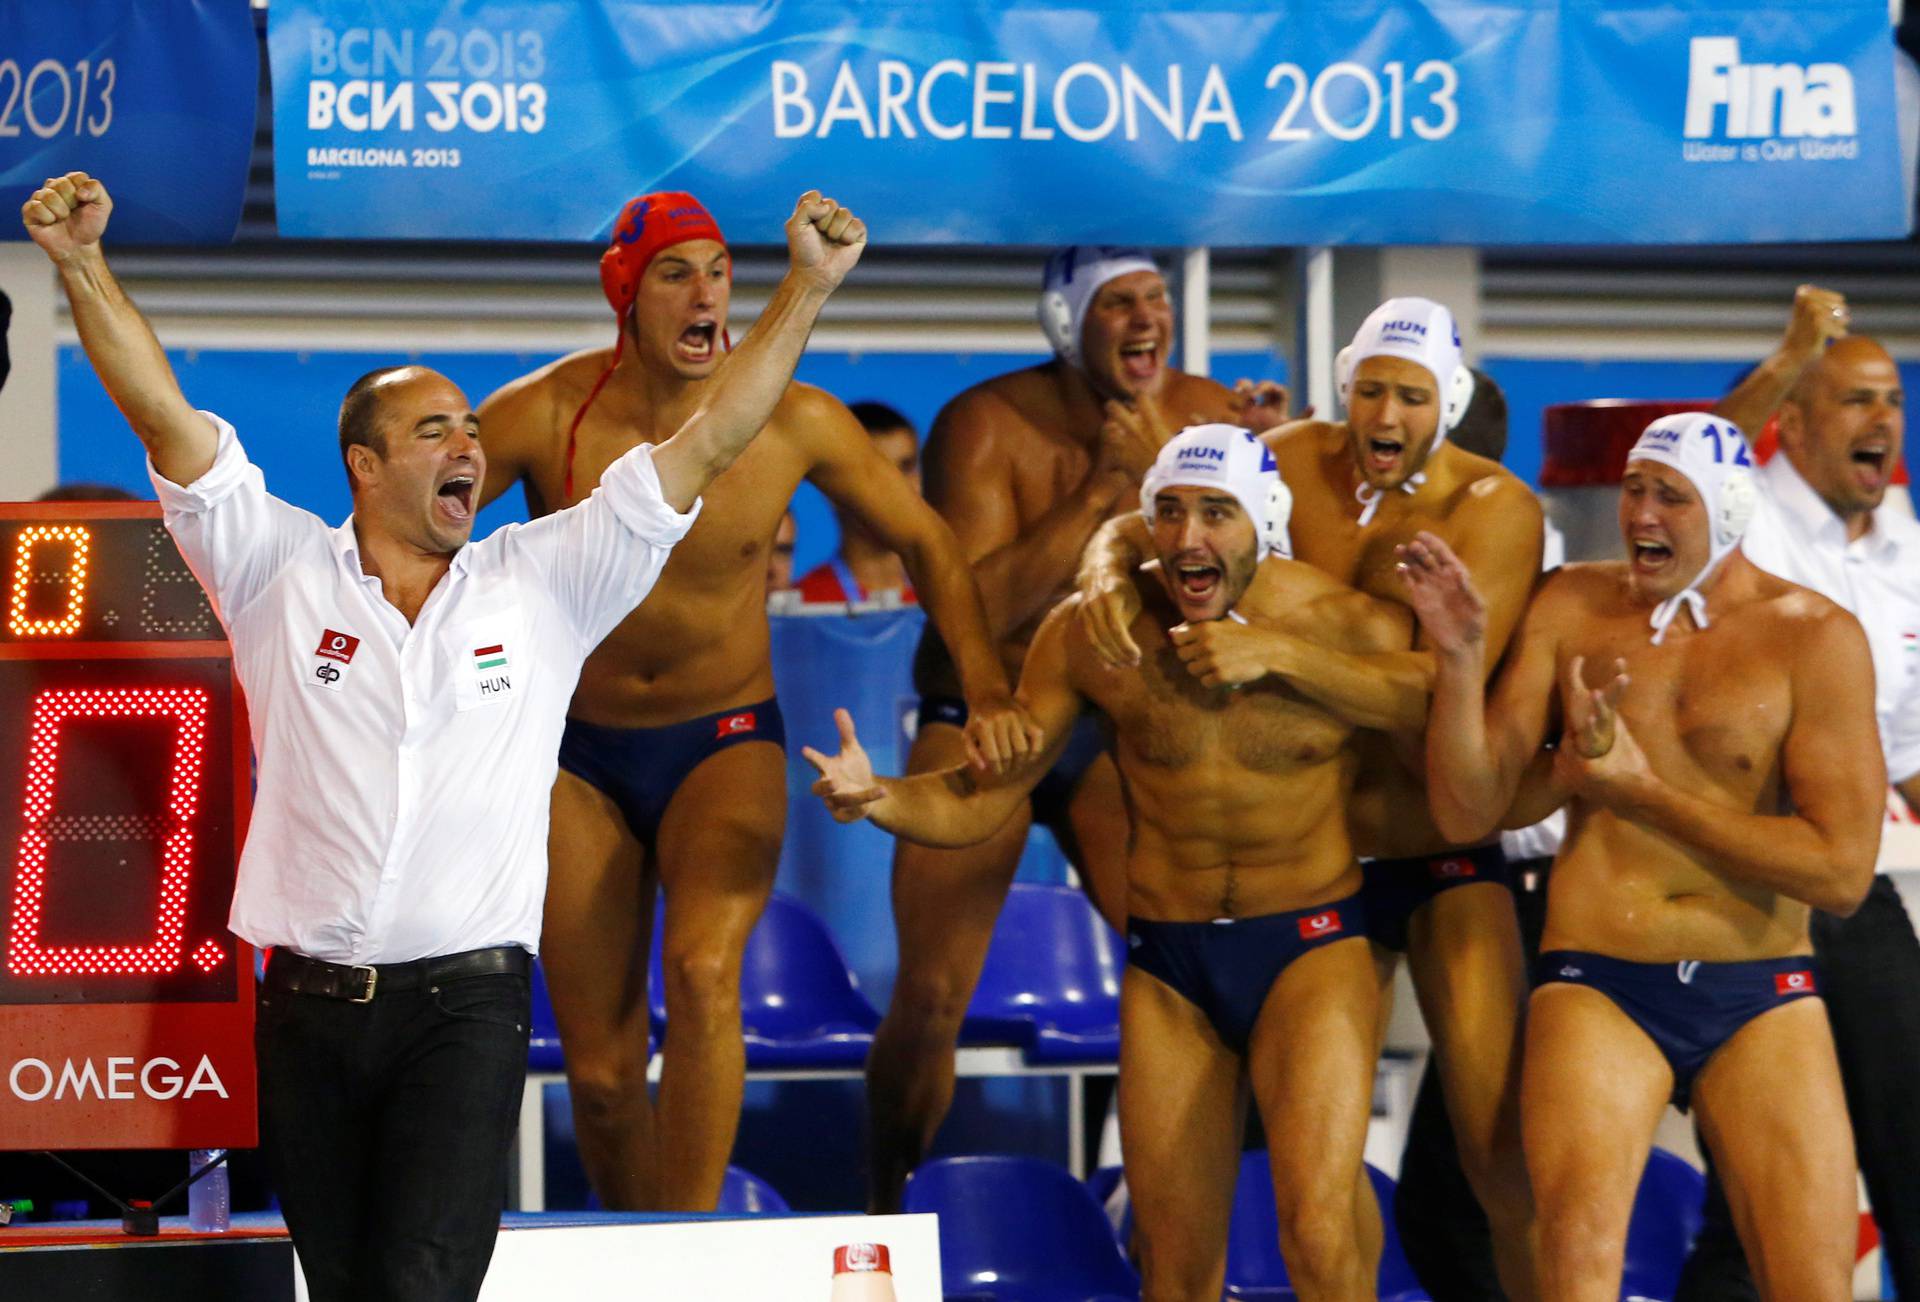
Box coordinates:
[903,1155,1140,1302]
[528,960,566,1073]
[648,893,880,1067]
[1221,1154,1427,1301]
[716,1164,792,1215]
[960,884,1123,1063]
[1621,1148,1706,1302]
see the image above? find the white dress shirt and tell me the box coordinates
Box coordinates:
[1740,456,1920,784]
[151,415,700,964]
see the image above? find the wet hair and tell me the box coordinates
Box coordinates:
[1447,367,1509,464]
[338,365,417,488]
[848,400,915,438]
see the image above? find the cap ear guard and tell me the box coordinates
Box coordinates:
[600,246,637,319]
[1717,467,1757,548]
[1334,345,1356,407]
[1444,364,1475,434]
[1263,473,1295,559]
[1039,289,1077,364]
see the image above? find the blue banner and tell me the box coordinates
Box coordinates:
[267,0,1907,246]
[0,1,258,245]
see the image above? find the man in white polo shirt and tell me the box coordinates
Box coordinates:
[1679,288,1920,1301]
[22,170,866,1302]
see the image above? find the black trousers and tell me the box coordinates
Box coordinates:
[1393,855,1552,1302]
[1677,874,1920,1301]
[256,956,531,1302]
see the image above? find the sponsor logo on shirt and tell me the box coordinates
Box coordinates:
[315,629,359,663]
[1775,970,1815,996]
[308,628,361,693]
[1297,909,1342,940]
[717,711,757,739]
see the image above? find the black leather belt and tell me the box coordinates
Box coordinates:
[265,945,529,1003]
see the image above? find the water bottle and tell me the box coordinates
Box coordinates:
[187,1149,230,1232]
[829,1243,897,1301]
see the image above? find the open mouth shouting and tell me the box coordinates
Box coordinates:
[676,320,719,365]
[1174,560,1222,606]
[435,472,476,525]
[1364,434,1406,478]
[1850,438,1892,493]
[1629,536,1674,575]
[1119,339,1161,384]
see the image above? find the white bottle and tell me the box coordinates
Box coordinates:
[829,1243,897,1301]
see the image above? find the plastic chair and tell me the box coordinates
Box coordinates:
[1221,1154,1428,1301]
[715,1164,792,1215]
[960,884,1124,1063]
[903,1155,1140,1302]
[1621,1148,1706,1302]
[651,893,881,1068]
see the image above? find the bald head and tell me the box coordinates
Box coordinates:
[339,365,448,488]
[1779,334,1904,524]
[1787,336,1898,406]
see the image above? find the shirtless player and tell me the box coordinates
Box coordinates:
[863,247,1259,1211]
[475,193,1025,1211]
[1404,411,1883,1300]
[1078,298,1544,1296]
[815,425,1409,1301]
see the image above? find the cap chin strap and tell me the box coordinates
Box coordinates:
[563,311,732,506]
[1647,554,1729,645]
[1354,472,1427,526]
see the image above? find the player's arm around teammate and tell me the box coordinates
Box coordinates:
[1075,437,1544,731]
[786,384,1038,769]
[807,600,1084,842]
[927,387,1162,641]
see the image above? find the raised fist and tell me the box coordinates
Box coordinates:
[1782,284,1848,359]
[22,172,111,262]
[786,190,867,293]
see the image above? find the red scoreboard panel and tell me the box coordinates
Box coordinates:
[0,502,255,1150]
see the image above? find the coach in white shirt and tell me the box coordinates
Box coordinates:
[23,171,867,1302]
[1678,289,1920,1302]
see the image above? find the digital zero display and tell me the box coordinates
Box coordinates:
[0,502,255,1151]
[0,660,239,1004]
[1,513,218,644]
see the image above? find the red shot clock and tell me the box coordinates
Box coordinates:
[0,502,255,1150]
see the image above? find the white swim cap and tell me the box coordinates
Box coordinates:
[1039,246,1162,368]
[1139,423,1293,560]
[1625,412,1758,644]
[1336,297,1474,438]
[1336,297,1476,524]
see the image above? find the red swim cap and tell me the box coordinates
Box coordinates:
[597,192,729,319]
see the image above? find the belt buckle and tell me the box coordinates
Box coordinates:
[348,966,378,1003]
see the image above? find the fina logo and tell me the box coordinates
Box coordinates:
[1684,37,1858,141]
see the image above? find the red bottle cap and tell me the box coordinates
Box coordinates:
[834,1243,891,1275]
